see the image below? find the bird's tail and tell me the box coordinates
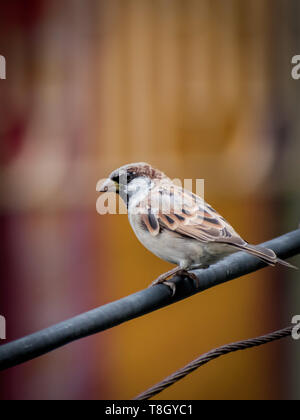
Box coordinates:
[240,243,298,270]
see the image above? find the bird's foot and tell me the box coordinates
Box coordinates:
[150,267,182,296]
[178,270,200,288]
[150,267,199,296]
[160,280,177,296]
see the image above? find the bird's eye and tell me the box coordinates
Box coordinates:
[127,173,134,183]
[127,171,140,184]
[112,171,136,185]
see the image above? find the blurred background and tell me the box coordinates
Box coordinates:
[0,0,300,400]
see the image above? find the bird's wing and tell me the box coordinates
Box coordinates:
[136,182,297,269]
[137,183,245,246]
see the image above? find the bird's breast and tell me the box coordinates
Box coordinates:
[128,212,206,267]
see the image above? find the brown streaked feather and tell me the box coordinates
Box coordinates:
[230,243,297,269]
[135,181,298,269]
[137,182,298,269]
[141,210,160,236]
[138,182,240,243]
[159,214,178,230]
[123,163,167,180]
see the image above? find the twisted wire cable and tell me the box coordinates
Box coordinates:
[134,326,293,400]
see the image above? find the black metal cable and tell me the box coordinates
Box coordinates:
[134,326,293,400]
[0,229,299,371]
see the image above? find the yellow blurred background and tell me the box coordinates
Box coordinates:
[0,0,300,400]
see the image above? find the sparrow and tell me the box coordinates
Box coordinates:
[97,162,297,295]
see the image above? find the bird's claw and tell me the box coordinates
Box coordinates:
[149,277,176,296]
[150,267,199,297]
[162,280,176,296]
[180,270,200,288]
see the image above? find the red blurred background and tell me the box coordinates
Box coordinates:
[0,0,300,400]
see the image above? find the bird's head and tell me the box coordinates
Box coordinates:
[97,162,167,201]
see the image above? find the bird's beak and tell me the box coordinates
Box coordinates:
[96,178,119,193]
